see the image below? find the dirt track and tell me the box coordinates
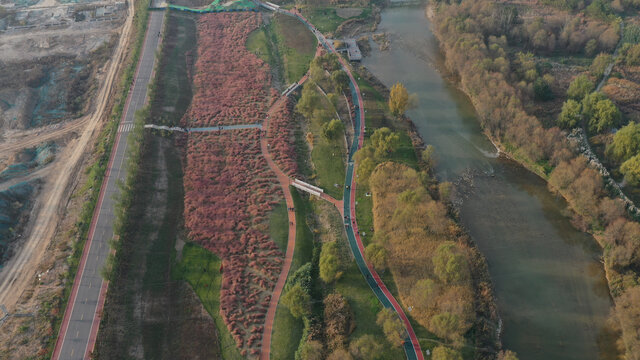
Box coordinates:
[0,0,135,311]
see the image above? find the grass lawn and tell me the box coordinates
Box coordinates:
[270,188,315,359]
[308,91,347,199]
[270,13,317,83]
[246,26,275,66]
[301,6,372,34]
[174,243,244,360]
[269,199,289,252]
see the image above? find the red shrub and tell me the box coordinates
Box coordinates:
[183,13,272,127]
[181,13,291,356]
[266,98,298,177]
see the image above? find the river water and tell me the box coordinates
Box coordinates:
[362,7,617,360]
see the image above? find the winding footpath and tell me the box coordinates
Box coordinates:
[259,4,424,359]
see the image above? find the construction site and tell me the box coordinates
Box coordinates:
[0,0,129,356]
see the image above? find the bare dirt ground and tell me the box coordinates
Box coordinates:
[336,7,362,19]
[0,0,134,356]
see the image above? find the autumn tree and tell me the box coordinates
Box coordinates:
[370,127,401,159]
[322,119,344,140]
[582,92,620,133]
[320,241,343,283]
[590,53,612,78]
[306,132,314,147]
[432,242,469,284]
[558,99,582,128]
[282,283,311,318]
[432,346,463,360]
[567,75,594,100]
[621,155,640,186]
[422,144,436,169]
[430,312,463,342]
[349,335,383,360]
[324,293,355,350]
[625,43,640,66]
[327,349,353,360]
[497,350,520,360]
[389,82,409,117]
[410,278,439,310]
[614,286,640,359]
[299,340,324,360]
[589,97,620,133]
[376,308,405,347]
[296,83,321,119]
[356,157,377,184]
[365,243,387,272]
[607,122,640,162]
[331,70,349,93]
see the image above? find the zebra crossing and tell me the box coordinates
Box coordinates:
[118,122,135,133]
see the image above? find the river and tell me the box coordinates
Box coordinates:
[361,7,617,360]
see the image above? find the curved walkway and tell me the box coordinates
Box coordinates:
[276,5,425,359]
[259,96,297,360]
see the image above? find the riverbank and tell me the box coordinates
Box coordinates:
[423,2,638,358]
[362,6,619,359]
[353,64,502,357]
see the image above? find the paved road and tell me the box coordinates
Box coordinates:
[52,10,165,360]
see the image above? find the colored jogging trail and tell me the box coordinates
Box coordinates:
[259,4,425,360]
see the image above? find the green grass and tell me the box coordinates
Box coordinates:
[174,243,243,360]
[308,93,347,199]
[270,188,315,359]
[246,27,275,66]
[269,200,289,252]
[270,13,317,83]
[301,6,372,34]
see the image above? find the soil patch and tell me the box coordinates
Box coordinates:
[336,7,363,18]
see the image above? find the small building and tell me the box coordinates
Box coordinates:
[344,39,362,61]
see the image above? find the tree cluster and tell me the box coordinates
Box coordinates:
[607,122,640,185]
[432,1,640,357]
[369,162,474,346]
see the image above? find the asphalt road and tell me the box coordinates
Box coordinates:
[53,10,165,360]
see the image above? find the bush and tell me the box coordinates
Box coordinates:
[319,241,343,283]
[498,350,520,360]
[567,75,594,100]
[365,243,386,272]
[432,346,463,360]
[323,293,355,350]
[282,283,311,319]
[590,53,613,78]
[558,99,582,129]
[376,308,405,347]
[389,82,409,117]
[432,242,470,284]
[607,122,640,163]
[322,118,344,141]
[621,155,640,186]
[349,335,383,360]
[430,312,463,342]
[625,43,640,66]
[534,77,554,101]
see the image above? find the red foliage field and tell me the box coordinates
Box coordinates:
[183,13,272,127]
[181,13,291,357]
[184,130,284,355]
[266,98,298,177]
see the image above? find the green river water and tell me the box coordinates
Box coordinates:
[361,7,618,360]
